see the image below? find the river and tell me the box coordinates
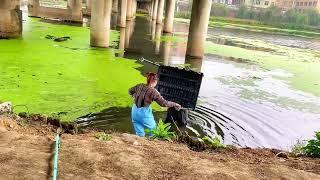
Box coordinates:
[1,10,320,150]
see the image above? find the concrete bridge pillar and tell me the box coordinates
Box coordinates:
[185,57,203,72]
[150,0,153,17]
[0,0,22,38]
[90,0,112,47]
[67,0,83,22]
[118,0,127,27]
[126,0,133,20]
[152,0,158,20]
[86,0,92,14]
[124,20,134,49]
[151,20,156,40]
[132,0,137,17]
[27,0,39,17]
[186,0,212,58]
[163,0,175,33]
[156,0,164,24]
[155,24,162,55]
[112,0,118,13]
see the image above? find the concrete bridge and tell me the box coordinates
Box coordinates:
[0,0,212,59]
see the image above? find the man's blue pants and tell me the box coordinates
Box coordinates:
[131,104,156,137]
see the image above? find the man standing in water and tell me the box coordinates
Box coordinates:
[129,72,181,137]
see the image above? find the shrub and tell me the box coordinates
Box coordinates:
[95,132,112,141]
[202,135,225,149]
[145,119,176,141]
[303,131,320,158]
[175,11,191,19]
[211,4,230,17]
[291,139,307,155]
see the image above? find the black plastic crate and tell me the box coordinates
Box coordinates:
[156,66,203,110]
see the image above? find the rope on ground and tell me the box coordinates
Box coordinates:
[53,128,61,180]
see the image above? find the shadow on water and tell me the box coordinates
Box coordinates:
[76,106,166,133]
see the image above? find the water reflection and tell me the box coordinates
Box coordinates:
[185,56,203,72]
[125,20,134,49]
[118,27,125,57]
[154,24,162,55]
[80,16,320,150]
[151,20,156,41]
[161,33,172,66]
[111,13,118,29]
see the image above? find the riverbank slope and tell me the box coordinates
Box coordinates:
[1,116,320,179]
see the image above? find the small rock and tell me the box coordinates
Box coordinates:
[276,152,289,159]
[0,102,12,114]
[133,141,139,146]
[121,133,140,144]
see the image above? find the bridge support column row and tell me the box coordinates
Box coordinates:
[118,0,127,27]
[156,0,164,24]
[67,0,83,22]
[27,0,82,22]
[186,0,212,58]
[112,0,118,13]
[163,0,175,33]
[150,0,154,17]
[0,0,22,38]
[28,0,39,17]
[126,0,133,20]
[90,0,112,47]
[132,0,137,17]
[152,0,158,20]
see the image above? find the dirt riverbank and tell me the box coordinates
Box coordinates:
[1,115,320,180]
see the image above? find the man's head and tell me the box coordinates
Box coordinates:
[146,72,159,88]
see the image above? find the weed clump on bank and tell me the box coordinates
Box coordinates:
[291,131,320,158]
[145,119,177,141]
[202,136,225,149]
[145,119,229,152]
[303,131,320,158]
[95,132,112,141]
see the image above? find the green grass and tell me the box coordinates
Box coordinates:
[95,132,112,141]
[202,135,225,149]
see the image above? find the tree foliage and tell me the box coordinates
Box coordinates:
[236,5,320,28]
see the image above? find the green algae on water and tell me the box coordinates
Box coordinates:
[204,36,320,97]
[0,18,145,122]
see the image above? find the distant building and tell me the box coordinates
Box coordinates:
[244,0,276,8]
[293,0,320,11]
[176,0,191,12]
[274,0,294,11]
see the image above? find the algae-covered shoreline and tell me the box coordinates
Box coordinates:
[204,35,320,97]
[1,15,320,124]
[0,17,146,122]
